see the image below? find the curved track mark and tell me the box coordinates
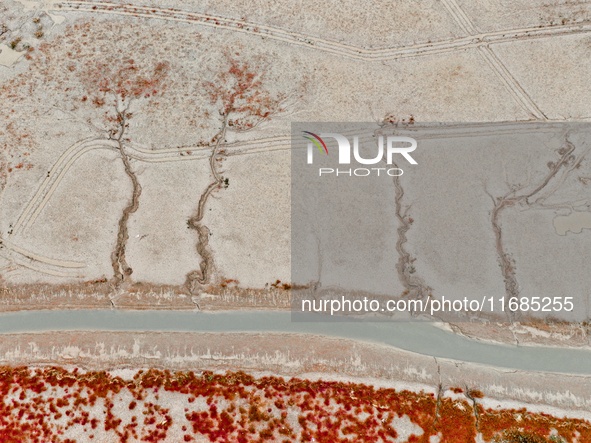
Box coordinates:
[53,1,591,62]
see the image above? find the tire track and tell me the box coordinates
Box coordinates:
[52,1,591,62]
[479,46,547,119]
[12,137,101,235]
[4,254,83,277]
[1,239,85,268]
[440,0,547,119]
[13,138,120,235]
[0,239,85,278]
[13,120,578,234]
[12,136,291,234]
[13,137,115,234]
[441,0,478,35]
[4,121,579,278]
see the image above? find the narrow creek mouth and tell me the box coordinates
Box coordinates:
[1,309,591,375]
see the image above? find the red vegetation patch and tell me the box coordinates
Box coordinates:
[480,406,589,442]
[80,58,170,105]
[0,367,587,442]
[204,53,285,131]
[468,389,485,399]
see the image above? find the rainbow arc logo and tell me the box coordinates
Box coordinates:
[302,131,328,155]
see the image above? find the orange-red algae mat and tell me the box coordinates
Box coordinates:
[0,366,588,442]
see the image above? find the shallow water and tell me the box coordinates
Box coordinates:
[0,309,590,374]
